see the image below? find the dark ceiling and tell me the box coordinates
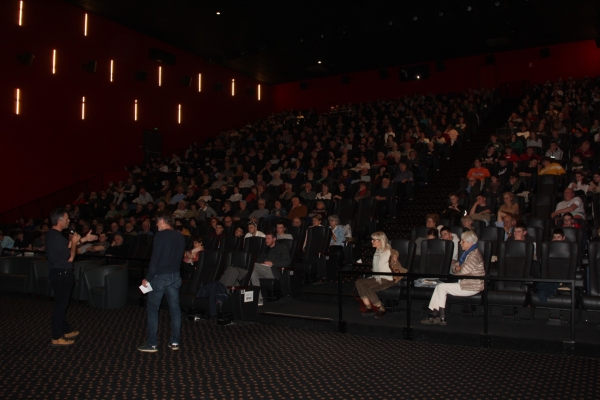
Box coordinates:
[66,0,600,85]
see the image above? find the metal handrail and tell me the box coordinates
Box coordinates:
[337,270,577,346]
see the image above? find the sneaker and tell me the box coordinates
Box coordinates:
[137,344,158,353]
[63,331,79,339]
[420,316,447,326]
[168,343,179,351]
[51,337,74,347]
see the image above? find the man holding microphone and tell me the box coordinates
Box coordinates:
[46,208,97,346]
[138,210,186,352]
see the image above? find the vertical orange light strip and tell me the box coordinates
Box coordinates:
[81,96,85,120]
[158,66,162,86]
[198,73,202,92]
[15,89,20,114]
[178,104,181,124]
[231,79,235,96]
[18,1,23,26]
[84,13,88,36]
[258,84,261,101]
[134,99,138,121]
[110,60,114,82]
[52,50,56,74]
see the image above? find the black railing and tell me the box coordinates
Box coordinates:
[4,249,151,306]
[338,270,576,350]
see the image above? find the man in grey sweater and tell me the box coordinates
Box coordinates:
[250,232,291,305]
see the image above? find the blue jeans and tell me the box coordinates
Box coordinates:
[146,273,182,346]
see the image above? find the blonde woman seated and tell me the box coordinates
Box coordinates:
[421,230,485,326]
[356,231,401,318]
[495,192,519,227]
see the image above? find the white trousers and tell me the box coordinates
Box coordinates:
[428,283,480,311]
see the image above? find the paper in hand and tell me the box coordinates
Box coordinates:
[139,282,153,294]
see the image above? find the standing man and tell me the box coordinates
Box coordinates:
[138,210,186,353]
[46,208,97,346]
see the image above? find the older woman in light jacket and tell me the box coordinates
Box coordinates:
[421,230,485,326]
[355,231,397,318]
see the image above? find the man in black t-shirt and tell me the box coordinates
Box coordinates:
[46,208,96,347]
[138,210,186,353]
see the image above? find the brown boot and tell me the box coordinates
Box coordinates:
[51,338,74,347]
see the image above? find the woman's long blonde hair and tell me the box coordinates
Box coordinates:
[371,231,391,252]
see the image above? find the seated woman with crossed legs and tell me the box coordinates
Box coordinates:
[421,230,485,326]
[355,231,404,318]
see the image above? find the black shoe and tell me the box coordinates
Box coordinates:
[137,343,158,353]
[168,343,179,351]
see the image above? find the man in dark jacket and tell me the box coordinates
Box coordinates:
[250,232,291,305]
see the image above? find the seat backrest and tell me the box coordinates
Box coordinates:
[526,227,543,261]
[532,194,555,219]
[588,241,600,297]
[538,175,558,195]
[390,239,416,271]
[438,219,452,228]
[561,227,583,266]
[335,198,356,221]
[219,236,242,252]
[127,234,154,259]
[202,236,218,250]
[193,249,223,286]
[302,226,331,262]
[497,241,533,292]
[541,241,578,280]
[196,225,210,237]
[243,236,266,259]
[476,240,492,274]
[417,239,453,275]
[525,217,550,240]
[225,251,254,285]
[356,197,376,223]
[410,226,430,242]
[278,239,296,259]
[288,226,304,242]
[478,226,504,257]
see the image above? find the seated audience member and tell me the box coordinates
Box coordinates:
[104,234,128,258]
[105,203,119,219]
[461,215,475,231]
[331,183,348,201]
[567,154,590,175]
[233,200,251,222]
[11,230,32,251]
[265,200,288,221]
[551,188,585,219]
[315,184,332,200]
[197,200,217,221]
[250,232,291,306]
[519,147,540,161]
[539,156,566,176]
[0,231,15,251]
[249,200,269,221]
[484,176,502,196]
[501,147,519,162]
[439,226,460,263]
[421,231,484,326]
[309,201,328,219]
[81,232,110,255]
[393,162,414,201]
[287,197,308,221]
[440,193,466,221]
[355,232,405,319]
[568,171,590,194]
[551,228,567,242]
[353,182,371,202]
[414,215,439,255]
[174,219,191,236]
[219,201,235,219]
[469,195,492,225]
[275,222,294,241]
[244,221,265,239]
[496,191,519,226]
[291,217,303,228]
[169,186,186,204]
[373,177,395,219]
[560,212,583,229]
[173,200,188,219]
[328,215,345,249]
[466,158,490,182]
[132,188,153,206]
[545,141,563,160]
[268,171,284,187]
[210,222,226,239]
[299,182,316,201]
[138,220,154,235]
[183,236,204,265]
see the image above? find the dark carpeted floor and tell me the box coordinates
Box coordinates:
[1,294,598,399]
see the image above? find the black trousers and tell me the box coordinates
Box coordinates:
[49,269,74,340]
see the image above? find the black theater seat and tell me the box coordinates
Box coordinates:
[410,239,453,302]
[377,239,416,310]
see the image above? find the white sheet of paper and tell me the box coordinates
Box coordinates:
[139,282,153,294]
